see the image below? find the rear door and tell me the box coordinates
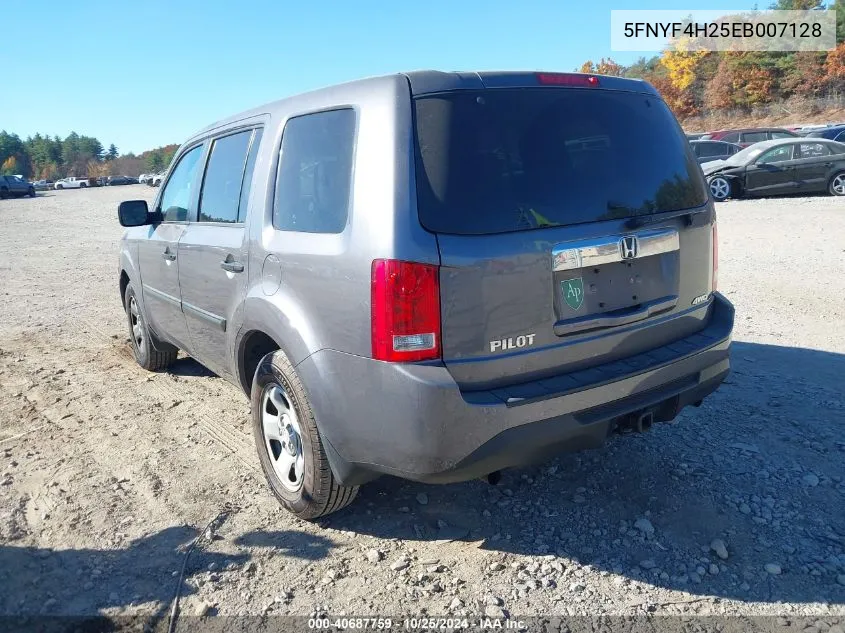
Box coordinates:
[137,143,205,349]
[177,127,262,379]
[793,141,833,192]
[412,83,715,391]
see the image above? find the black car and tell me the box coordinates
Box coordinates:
[0,175,36,199]
[689,140,741,165]
[107,175,138,186]
[703,138,845,201]
[804,124,845,143]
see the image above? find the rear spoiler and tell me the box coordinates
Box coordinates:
[403,70,660,97]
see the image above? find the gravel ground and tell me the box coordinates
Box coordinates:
[0,187,843,626]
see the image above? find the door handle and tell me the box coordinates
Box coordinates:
[161,249,176,261]
[220,260,244,273]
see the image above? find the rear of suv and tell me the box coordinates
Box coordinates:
[117,71,733,519]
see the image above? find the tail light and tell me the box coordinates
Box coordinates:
[371,259,441,362]
[536,73,600,87]
[712,222,719,292]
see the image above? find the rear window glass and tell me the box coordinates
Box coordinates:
[413,88,707,235]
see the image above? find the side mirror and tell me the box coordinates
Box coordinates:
[118,200,155,227]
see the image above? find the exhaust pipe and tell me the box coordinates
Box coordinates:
[635,411,654,433]
[485,470,502,485]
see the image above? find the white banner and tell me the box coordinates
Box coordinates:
[610,9,837,52]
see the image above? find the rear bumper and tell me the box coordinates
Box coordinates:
[298,294,734,486]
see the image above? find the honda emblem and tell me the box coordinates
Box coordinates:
[620,236,638,260]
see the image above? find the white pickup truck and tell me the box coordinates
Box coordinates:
[54,177,90,190]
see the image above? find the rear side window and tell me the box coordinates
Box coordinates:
[798,142,830,158]
[274,109,356,234]
[721,132,740,143]
[697,142,724,158]
[413,89,707,235]
[198,130,253,223]
[238,129,263,222]
[771,131,794,139]
[159,145,203,222]
[742,132,768,143]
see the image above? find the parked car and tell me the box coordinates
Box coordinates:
[689,140,742,165]
[0,175,36,198]
[703,137,845,201]
[54,177,90,189]
[804,124,845,143]
[700,127,798,148]
[150,172,165,187]
[138,173,154,185]
[117,70,732,519]
[32,179,54,191]
[107,175,138,186]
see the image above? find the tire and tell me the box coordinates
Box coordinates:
[829,171,845,197]
[80,182,87,188]
[123,285,178,371]
[0,188,8,200]
[56,184,63,190]
[251,350,359,520]
[28,187,36,198]
[708,176,732,202]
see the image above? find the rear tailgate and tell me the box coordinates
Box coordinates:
[412,77,715,391]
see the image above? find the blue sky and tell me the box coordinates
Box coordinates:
[3,0,757,154]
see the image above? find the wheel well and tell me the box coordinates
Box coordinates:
[119,271,130,303]
[238,331,281,395]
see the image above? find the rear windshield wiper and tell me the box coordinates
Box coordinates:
[625,206,709,229]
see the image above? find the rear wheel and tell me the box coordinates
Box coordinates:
[28,187,36,198]
[123,285,178,371]
[829,171,845,196]
[708,176,732,202]
[251,350,359,520]
[0,188,8,200]
[80,182,87,188]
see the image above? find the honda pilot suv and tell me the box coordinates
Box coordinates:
[117,71,733,519]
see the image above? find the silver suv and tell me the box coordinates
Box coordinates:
[117,71,733,519]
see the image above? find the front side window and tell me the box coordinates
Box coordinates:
[757,145,794,164]
[159,145,203,222]
[273,109,356,234]
[198,130,254,223]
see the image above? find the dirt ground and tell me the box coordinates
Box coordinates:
[0,186,843,627]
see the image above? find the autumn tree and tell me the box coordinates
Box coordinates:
[824,42,845,89]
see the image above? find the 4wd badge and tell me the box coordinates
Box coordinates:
[561,277,584,310]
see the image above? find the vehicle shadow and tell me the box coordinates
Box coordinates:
[167,356,217,378]
[233,529,335,561]
[318,341,845,605]
[0,525,247,619]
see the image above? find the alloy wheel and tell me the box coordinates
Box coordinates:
[261,384,305,492]
[709,177,730,201]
